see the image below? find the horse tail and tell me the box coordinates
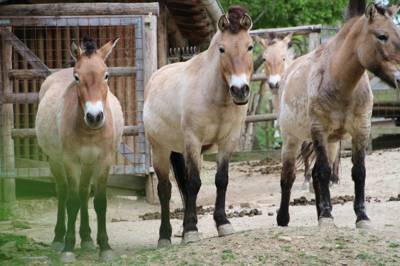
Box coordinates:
[345,0,367,21]
[296,141,341,184]
[170,152,187,202]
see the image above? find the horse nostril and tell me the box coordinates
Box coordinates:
[242,84,250,96]
[95,112,104,123]
[86,113,95,124]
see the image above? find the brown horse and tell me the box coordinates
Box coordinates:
[144,6,253,246]
[277,1,400,228]
[36,37,123,262]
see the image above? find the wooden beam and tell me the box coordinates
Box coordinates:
[251,25,323,37]
[0,28,50,74]
[0,3,160,16]
[12,125,143,139]
[245,114,277,123]
[157,1,168,68]
[8,67,137,80]
[251,73,267,82]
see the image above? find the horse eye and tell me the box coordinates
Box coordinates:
[283,58,286,61]
[104,73,109,81]
[248,45,253,51]
[219,47,225,54]
[74,73,80,83]
[262,58,266,62]
[377,34,388,42]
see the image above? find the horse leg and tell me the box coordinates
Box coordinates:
[79,166,94,250]
[311,128,334,226]
[330,141,341,185]
[170,151,186,238]
[277,136,300,226]
[214,143,235,236]
[60,164,80,263]
[312,163,321,218]
[301,142,313,190]
[182,135,202,243]
[153,148,172,248]
[93,165,113,261]
[49,160,67,252]
[352,135,371,228]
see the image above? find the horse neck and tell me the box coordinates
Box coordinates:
[329,17,366,94]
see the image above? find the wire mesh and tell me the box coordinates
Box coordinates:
[0,15,148,182]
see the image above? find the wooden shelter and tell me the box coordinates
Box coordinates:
[0,1,223,207]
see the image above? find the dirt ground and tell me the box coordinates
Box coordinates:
[1,148,400,265]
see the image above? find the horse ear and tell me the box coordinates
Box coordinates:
[283,33,293,48]
[253,35,267,47]
[218,15,230,32]
[70,42,83,62]
[240,14,253,31]
[365,3,377,21]
[98,37,119,60]
[387,5,400,18]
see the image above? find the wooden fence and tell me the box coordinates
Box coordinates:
[0,3,159,209]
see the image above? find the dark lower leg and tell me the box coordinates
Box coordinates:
[94,184,110,251]
[157,177,172,240]
[79,186,92,242]
[312,136,332,219]
[63,190,80,252]
[54,184,67,243]
[352,150,369,222]
[304,156,312,183]
[183,156,201,233]
[312,165,321,218]
[214,159,230,227]
[277,160,296,226]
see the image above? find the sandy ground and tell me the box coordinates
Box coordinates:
[2,148,400,265]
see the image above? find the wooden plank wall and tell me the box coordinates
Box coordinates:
[11,24,138,171]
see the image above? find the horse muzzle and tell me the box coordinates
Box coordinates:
[84,101,105,129]
[230,84,250,105]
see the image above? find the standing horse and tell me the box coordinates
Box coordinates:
[256,34,340,188]
[36,37,123,262]
[144,6,253,246]
[277,1,400,228]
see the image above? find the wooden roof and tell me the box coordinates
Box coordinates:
[0,0,224,45]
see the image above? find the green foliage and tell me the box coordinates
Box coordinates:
[220,0,348,28]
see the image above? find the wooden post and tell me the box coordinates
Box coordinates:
[0,27,16,219]
[143,14,158,204]
[157,1,168,68]
[308,32,320,52]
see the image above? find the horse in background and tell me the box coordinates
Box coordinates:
[277,1,400,228]
[144,6,254,246]
[36,37,124,263]
[255,34,340,189]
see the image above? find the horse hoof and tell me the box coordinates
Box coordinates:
[60,252,76,264]
[51,241,64,252]
[356,220,372,229]
[99,249,115,262]
[157,239,172,248]
[182,231,200,244]
[81,240,96,251]
[217,223,235,237]
[318,217,335,228]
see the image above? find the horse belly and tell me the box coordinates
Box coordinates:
[279,97,310,141]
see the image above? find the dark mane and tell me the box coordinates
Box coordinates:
[344,0,366,20]
[82,35,97,56]
[226,6,248,34]
[374,3,387,16]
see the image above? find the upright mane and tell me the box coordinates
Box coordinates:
[225,6,249,34]
[82,35,97,56]
[344,0,366,21]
